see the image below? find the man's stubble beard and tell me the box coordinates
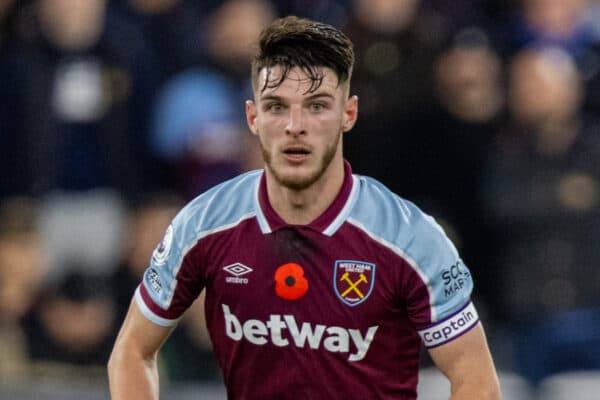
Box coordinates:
[258,129,342,191]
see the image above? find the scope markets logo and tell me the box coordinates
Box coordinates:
[441,260,471,298]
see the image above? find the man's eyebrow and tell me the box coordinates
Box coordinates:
[258,92,336,103]
[304,92,335,101]
[258,94,283,102]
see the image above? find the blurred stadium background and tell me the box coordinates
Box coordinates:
[2,0,600,398]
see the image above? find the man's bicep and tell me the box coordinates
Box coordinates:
[109,300,177,400]
[114,299,176,358]
[427,322,500,398]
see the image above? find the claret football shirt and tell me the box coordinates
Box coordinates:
[136,161,478,399]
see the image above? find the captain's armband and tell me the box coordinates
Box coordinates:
[417,302,479,348]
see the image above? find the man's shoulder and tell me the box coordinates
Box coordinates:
[351,173,420,225]
[350,173,449,248]
[173,170,262,234]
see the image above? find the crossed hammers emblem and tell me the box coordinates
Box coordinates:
[340,271,368,298]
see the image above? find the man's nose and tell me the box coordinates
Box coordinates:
[285,105,306,136]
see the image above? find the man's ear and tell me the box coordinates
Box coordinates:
[343,95,358,132]
[246,100,258,135]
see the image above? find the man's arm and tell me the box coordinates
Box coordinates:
[108,300,176,400]
[428,322,501,400]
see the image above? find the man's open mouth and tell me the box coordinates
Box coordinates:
[283,147,310,155]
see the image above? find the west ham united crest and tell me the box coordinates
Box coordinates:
[334,260,375,306]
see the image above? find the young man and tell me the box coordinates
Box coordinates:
[108,16,501,399]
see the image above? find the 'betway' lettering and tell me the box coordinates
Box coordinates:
[417,302,479,348]
[222,304,378,361]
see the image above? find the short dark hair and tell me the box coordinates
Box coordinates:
[251,16,354,94]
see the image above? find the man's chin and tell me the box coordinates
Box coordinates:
[271,167,319,191]
[266,155,333,191]
[277,174,316,191]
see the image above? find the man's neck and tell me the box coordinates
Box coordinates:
[265,161,345,225]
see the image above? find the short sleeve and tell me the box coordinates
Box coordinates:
[403,209,479,348]
[135,209,204,327]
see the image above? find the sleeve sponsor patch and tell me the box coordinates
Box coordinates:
[440,260,471,299]
[145,267,163,296]
[417,302,479,348]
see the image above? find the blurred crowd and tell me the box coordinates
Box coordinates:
[1,0,600,389]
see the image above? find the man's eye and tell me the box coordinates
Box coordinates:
[310,103,326,112]
[267,103,283,112]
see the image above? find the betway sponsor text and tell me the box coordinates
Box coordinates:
[222,304,378,361]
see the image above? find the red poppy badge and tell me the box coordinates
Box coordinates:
[274,263,309,300]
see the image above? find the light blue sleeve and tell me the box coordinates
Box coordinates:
[348,176,478,347]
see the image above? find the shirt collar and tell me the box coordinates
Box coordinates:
[256,160,355,235]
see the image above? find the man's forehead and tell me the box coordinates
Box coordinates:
[257,66,340,96]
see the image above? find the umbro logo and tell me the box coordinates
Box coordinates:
[223,263,253,284]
